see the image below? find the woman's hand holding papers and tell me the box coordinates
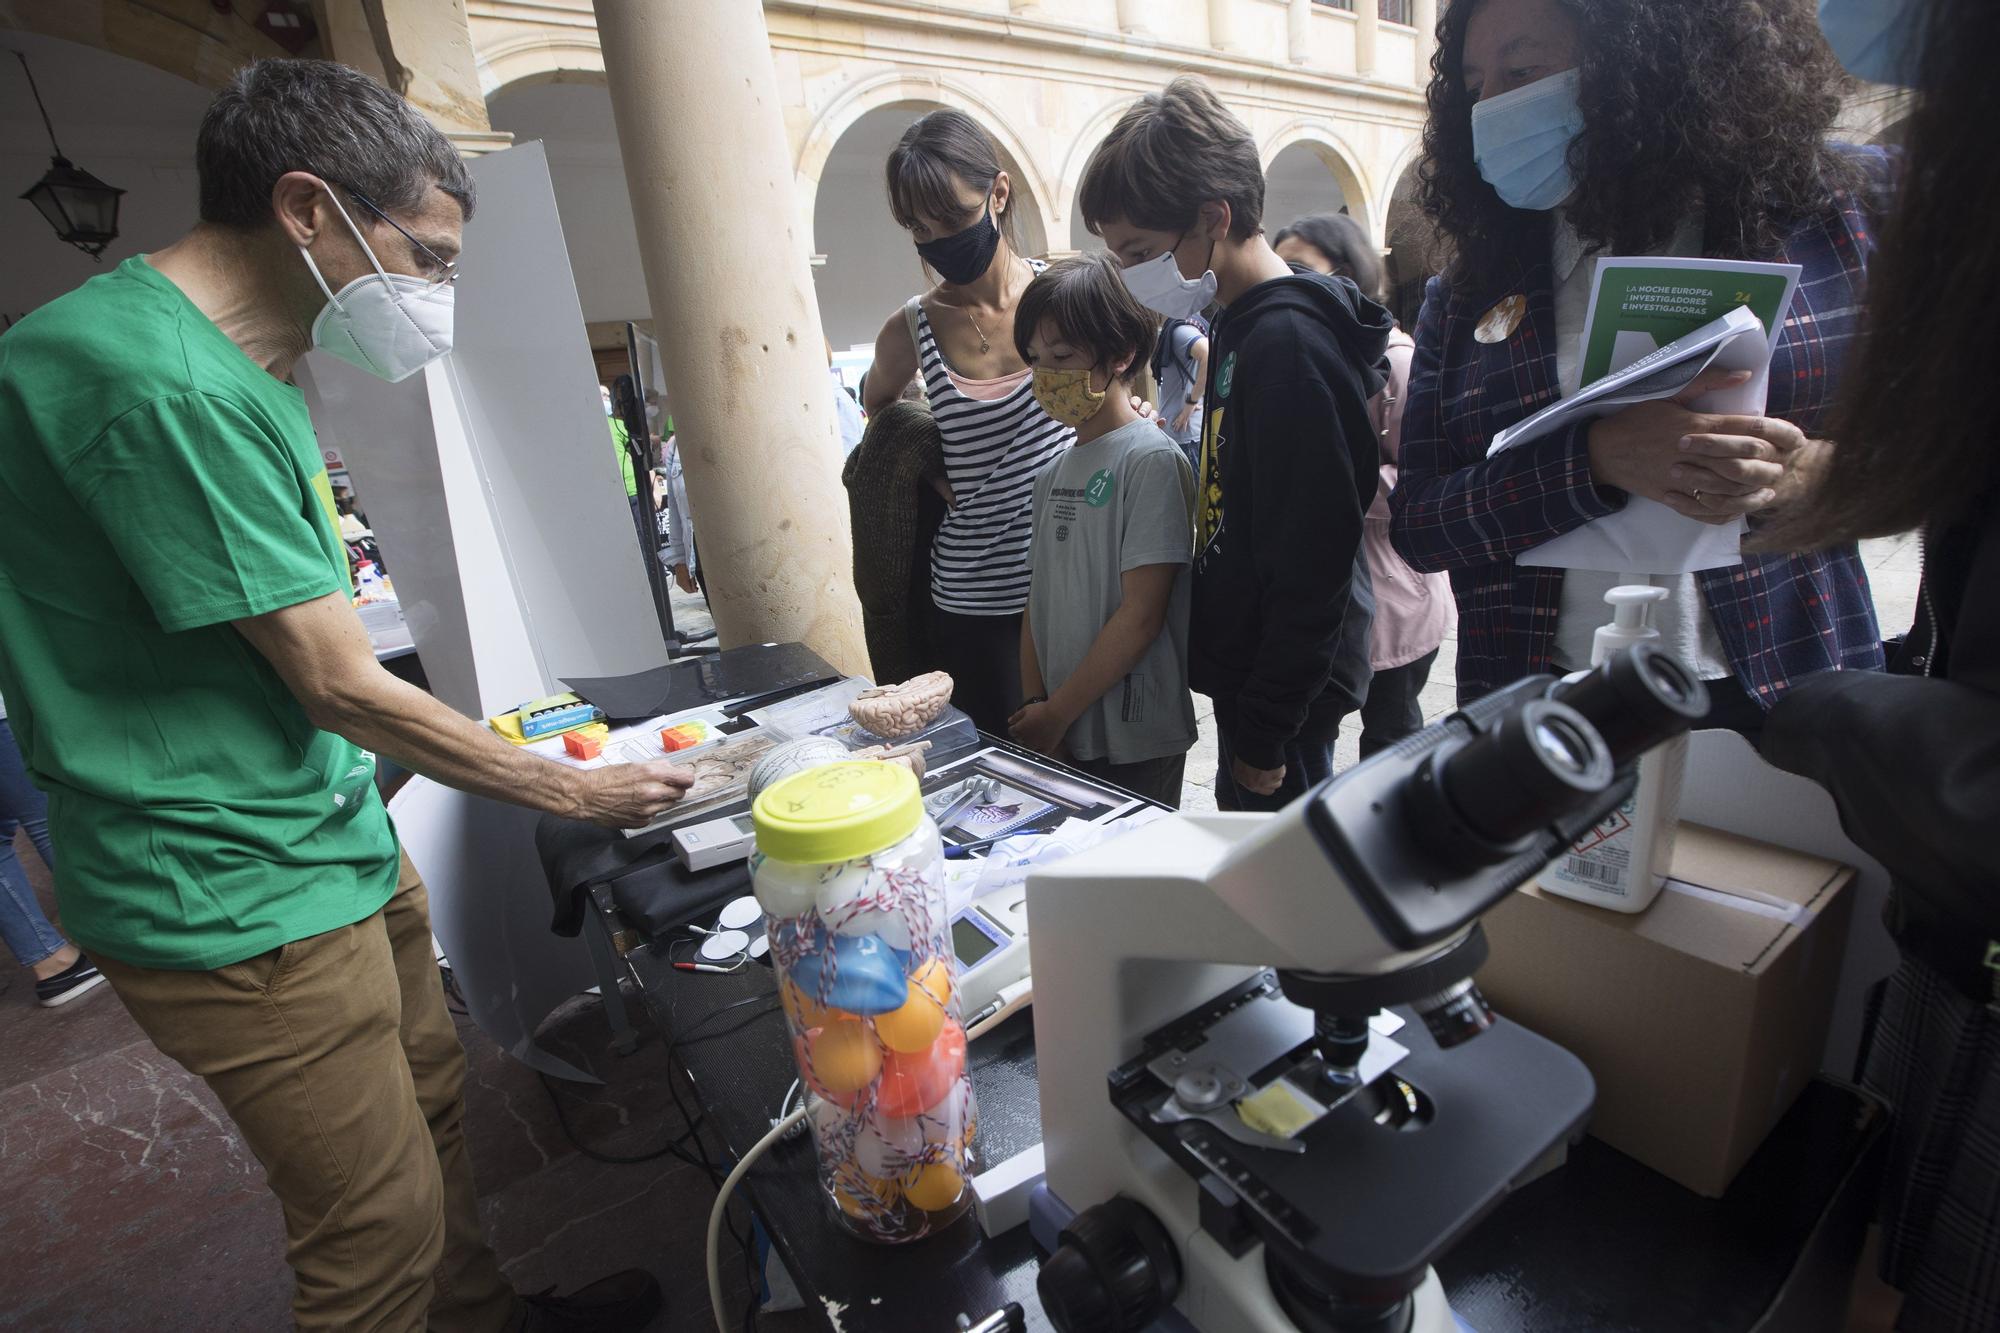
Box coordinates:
[1585,368,1804,523]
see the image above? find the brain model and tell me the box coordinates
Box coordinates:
[849,673,954,739]
[850,739,932,781]
[748,736,852,801]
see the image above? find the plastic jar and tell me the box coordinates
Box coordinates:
[750,762,978,1241]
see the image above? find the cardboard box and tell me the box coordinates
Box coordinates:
[1477,822,1856,1197]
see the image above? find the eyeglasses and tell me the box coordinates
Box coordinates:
[342,187,458,289]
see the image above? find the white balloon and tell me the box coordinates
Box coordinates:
[810,1096,864,1165]
[819,860,940,953]
[750,852,820,918]
[853,1108,926,1180]
[856,1083,970,1180]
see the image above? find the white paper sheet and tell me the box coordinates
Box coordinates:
[1499,258,1802,575]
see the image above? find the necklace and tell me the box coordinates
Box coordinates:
[964,306,992,355]
[951,256,1026,356]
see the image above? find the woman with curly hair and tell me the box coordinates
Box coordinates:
[1388,0,1896,730]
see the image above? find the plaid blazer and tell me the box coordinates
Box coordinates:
[1391,145,1896,706]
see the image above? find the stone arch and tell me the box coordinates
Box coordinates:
[807,95,1054,354]
[1381,134,1426,219]
[1260,121,1376,244]
[474,33,607,100]
[1381,140,1435,328]
[1056,95,1149,253]
[2,29,214,319]
[796,71,1058,259]
[0,0,288,93]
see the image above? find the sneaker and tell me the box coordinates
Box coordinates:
[519,1269,662,1332]
[35,954,107,1008]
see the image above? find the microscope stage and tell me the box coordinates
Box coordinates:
[1108,971,1596,1297]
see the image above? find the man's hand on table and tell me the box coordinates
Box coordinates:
[567,761,695,829]
[235,590,698,828]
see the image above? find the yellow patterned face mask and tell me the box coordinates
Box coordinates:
[1031,366,1107,427]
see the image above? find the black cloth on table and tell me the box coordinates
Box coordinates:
[535,811,742,938]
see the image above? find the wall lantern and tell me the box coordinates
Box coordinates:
[14,51,125,260]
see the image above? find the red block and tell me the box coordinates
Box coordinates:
[564,731,603,760]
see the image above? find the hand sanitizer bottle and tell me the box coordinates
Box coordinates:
[1541,585,1689,913]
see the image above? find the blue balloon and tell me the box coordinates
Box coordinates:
[787,933,911,1016]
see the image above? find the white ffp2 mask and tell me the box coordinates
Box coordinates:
[1119,245,1219,322]
[300,191,454,383]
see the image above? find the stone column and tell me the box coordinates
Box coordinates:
[1414,0,1439,86]
[591,0,870,676]
[1206,0,1240,53]
[1287,0,1312,65]
[1355,0,1379,77]
[1115,0,1152,36]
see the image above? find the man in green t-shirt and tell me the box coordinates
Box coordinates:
[0,61,688,1333]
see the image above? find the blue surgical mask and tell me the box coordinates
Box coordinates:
[1471,68,1586,212]
[1817,0,1923,87]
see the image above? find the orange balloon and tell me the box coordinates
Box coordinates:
[873,959,952,1054]
[831,1168,899,1220]
[781,977,838,1032]
[876,1020,967,1119]
[803,1019,881,1099]
[903,1160,965,1212]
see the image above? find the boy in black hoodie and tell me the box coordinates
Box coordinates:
[1077,77,1393,809]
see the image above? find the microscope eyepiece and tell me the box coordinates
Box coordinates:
[1434,698,1615,850]
[1531,711,1598,778]
[1555,643,1710,769]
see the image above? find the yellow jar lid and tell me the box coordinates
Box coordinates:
[752,762,923,865]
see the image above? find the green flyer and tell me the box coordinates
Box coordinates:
[1580,258,1799,388]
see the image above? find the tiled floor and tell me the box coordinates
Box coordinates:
[2,557,1919,1329]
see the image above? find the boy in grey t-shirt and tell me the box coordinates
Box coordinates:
[1007,254,1197,807]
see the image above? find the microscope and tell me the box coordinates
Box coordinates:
[1026,646,1709,1333]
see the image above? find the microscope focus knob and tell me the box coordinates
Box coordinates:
[1039,1197,1182,1333]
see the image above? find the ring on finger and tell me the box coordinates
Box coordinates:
[1692,488,1704,505]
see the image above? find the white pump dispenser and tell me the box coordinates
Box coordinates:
[1590,584,1669,667]
[1541,584,1689,913]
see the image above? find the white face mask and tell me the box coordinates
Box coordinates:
[1119,235,1219,321]
[299,190,455,383]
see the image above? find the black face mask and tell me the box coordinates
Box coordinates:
[914,201,1000,286]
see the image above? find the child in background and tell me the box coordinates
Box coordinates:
[1079,77,1390,809]
[1008,254,1197,807]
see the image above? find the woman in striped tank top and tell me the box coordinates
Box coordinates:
[863,110,1073,733]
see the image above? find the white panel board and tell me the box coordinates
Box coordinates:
[1679,729,1900,1078]
[451,141,669,685]
[300,142,670,719]
[389,777,601,1083]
